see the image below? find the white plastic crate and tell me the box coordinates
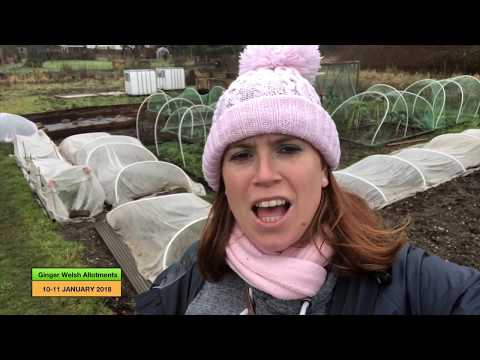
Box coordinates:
[156,67,185,90]
[124,69,157,96]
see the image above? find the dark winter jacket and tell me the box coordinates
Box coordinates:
[135,242,480,315]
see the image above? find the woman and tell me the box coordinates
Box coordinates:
[136,45,480,315]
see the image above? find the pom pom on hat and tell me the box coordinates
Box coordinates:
[239,45,321,83]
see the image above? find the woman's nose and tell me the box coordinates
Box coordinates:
[253,154,281,187]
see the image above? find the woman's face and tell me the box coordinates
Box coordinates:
[222,134,329,253]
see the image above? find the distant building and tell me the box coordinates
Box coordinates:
[86,45,123,51]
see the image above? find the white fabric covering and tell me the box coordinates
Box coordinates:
[424,133,480,169]
[73,135,142,165]
[85,143,157,204]
[13,130,61,177]
[106,193,211,283]
[334,155,426,208]
[29,158,105,222]
[113,160,206,206]
[0,113,38,143]
[334,129,480,209]
[462,129,480,139]
[162,217,208,269]
[394,148,464,186]
[58,132,110,164]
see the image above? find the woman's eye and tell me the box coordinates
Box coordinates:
[278,144,302,154]
[229,151,252,162]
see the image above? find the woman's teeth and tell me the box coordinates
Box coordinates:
[261,216,283,223]
[255,199,287,208]
[253,199,290,224]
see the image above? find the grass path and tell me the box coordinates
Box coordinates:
[0,79,142,114]
[0,144,112,314]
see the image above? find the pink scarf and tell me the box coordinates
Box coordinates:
[225,224,334,300]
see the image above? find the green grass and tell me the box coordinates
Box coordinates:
[150,141,217,202]
[148,59,175,68]
[0,144,112,314]
[0,62,28,73]
[151,141,204,182]
[42,60,113,71]
[0,79,143,114]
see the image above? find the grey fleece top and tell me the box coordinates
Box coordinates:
[186,269,338,315]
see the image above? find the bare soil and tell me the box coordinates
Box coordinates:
[58,221,137,315]
[341,140,480,270]
[380,170,480,270]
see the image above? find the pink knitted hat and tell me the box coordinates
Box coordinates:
[202,45,341,191]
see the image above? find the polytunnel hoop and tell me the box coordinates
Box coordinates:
[178,105,214,168]
[407,148,466,172]
[406,80,446,130]
[333,170,389,204]
[370,154,427,189]
[135,91,170,142]
[113,160,159,205]
[397,90,435,138]
[179,87,204,105]
[448,76,480,122]
[74,135,141,164]
[107,192,198,218]
[398,147,466,173]
[162,216,208,270]
[435,79,464,127]
[113,160,196,205]
[330,91,391,146]
[85,143,157,168]
[367,84,410,128]
[154,98,195,156]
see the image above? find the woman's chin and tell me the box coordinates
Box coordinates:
[249,235,298,255]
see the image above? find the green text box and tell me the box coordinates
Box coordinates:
[32,268,122,281]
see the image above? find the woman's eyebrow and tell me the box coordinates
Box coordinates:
[270,136,298,145]
[227,136,299,150]
[227,140,255,150]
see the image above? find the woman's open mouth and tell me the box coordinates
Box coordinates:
[251,198,291,225]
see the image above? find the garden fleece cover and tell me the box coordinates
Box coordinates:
[13,130,62,177]
[334,129,480,209]
[69,134,142,165]
[113,160,206,207]
[58,132,110,164]
[29,158,106,223]
[106,193,211,283]
[83,142,157,205]
[0,113,37,143]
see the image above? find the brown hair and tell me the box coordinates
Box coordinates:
[197,169,409,282]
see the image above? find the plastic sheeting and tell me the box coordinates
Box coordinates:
[334,129,480,209]
[0,113,38,143]
[58,132,110,164]
[86,142,158,204]
[106,193,211,282]
[113,160,206,206]
[29,158,105,222]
